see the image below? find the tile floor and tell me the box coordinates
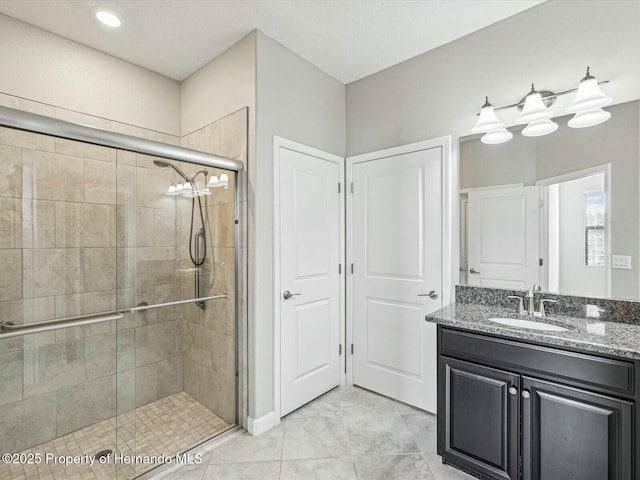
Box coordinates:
[164,386,474,480]
[0,392,232,480]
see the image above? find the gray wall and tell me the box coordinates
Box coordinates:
[252,31,345,420]
[346,1,640,156]
[460,101,640,300]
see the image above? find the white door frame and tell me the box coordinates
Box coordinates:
[537,164,612,297]
[345,136,457,385]
[273,136,346,423]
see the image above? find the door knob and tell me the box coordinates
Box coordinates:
[522,390,531,399]
[469,268,480,274]
[283,290,301,300]
[508,386,518,396]
[418,290,439,299]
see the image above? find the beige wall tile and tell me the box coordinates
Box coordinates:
[22,150,84,202]
[53,291,114,342]
[55,138,116,163]
[55,202,112,248]
[183,358,235,424]
[23,339,86,398]
[116,369,135,415]
[212,247,235,293]
[135,320,181,367]
[85,159,116,205]
[116,163,136,205]
[0,392,57,453]
[85,332,116,380]
[21,199,55,248]
[23,248,84,298]
[0,144,22,198]
[184,321,213,368]
[135,363,157,407]
[117,149,137,166]
[0,126,55,152]
[200,292,235,337]
[0,249,22,301]
[135,284,183,326]
[211,330,235,381]
[210,202,235,248]
[84,247,116,292]
[0,197,22,248]
[0,350,23,407]
[136,207,176,248]
[156,356,183,398]
[135,164,178,209]
[0,93,55,117]
[56,375,115,436]
[116,328,135,373]
[116,248,136,289]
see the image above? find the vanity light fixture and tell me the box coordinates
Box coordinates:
[473,67,612,143]
[95,10,122,28]
[208,173,229,189]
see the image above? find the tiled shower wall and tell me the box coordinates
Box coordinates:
[180,108,246,424]
[0,108,243,453]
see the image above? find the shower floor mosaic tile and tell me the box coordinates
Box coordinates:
[0,392,233,480]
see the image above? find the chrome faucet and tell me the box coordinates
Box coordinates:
[508,284,557,317]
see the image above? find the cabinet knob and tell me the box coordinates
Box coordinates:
[522,390,531,399]
[508,386,518,396]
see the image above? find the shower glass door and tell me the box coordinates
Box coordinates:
[0,126,238,480]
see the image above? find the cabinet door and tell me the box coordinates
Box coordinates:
[440,357,520,480]
[522,376,633,480]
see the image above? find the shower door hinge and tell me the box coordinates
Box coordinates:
[350,182,354,194]
[339,344,343,355]
[351,344,354,355]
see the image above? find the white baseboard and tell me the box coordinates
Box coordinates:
[247,411,277,435]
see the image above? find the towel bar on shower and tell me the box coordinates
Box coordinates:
[0,295,228,338]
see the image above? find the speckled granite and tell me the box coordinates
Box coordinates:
[456,285,640,325]
[427,303,640,360]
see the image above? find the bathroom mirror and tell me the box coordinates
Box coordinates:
[458,100,640,301]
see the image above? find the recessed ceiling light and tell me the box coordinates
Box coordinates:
[95,10,121,28]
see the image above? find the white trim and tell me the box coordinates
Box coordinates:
[273,136,345,422]
[247,412,276,436]
[345,136,457,387]
[537,164,612,298]
[459,182,524,194]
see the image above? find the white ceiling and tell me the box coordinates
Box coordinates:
[0,0,544,84]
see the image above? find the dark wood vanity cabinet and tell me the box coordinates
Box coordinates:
[437,326,637,480]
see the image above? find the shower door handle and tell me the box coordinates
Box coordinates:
[283,290,301,300]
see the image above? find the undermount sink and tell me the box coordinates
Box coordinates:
[488,317,568,332]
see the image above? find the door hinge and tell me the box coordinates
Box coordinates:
[338,182,341,193]
[350,182,354,194]
[339,344,343,355]
[539,199,544,208]
[339,264,342,274]
[350,263,354,274]
[351,344,354,355]
[539,258,544,266]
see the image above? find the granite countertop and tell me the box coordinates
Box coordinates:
[426,303,640,361]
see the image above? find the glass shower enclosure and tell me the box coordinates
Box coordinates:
[0,108,241,480]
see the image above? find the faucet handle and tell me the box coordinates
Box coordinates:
[538,298,557,317]
[508,295,525,315]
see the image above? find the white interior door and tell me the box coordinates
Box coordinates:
[279,145,342,416]
[467,186,540,289]
[350,146,443,412]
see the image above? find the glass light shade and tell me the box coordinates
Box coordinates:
[566,78,612,113]
[522,119,559,137]
[182,182,193,191]
[207,175,219,187]
[219,173,229,183]
[481,128,513,145]
[175,183,183,193]
[567,108,611,128]
[166,185,180,196]
[515,93,553,124]
[471,105,504,134]
[196,188,212,196]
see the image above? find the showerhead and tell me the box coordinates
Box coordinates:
[153,159,191,182]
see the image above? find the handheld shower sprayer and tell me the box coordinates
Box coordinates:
[154,159,209,309]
